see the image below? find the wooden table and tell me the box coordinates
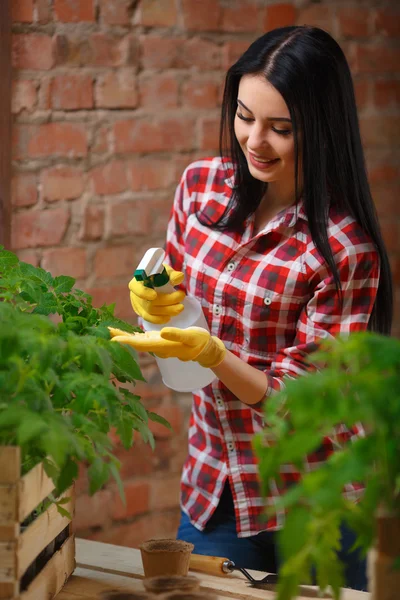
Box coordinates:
[58,538,370,599]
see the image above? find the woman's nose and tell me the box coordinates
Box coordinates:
[247,124,269,150]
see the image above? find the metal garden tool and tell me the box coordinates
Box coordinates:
[190,553,278,586]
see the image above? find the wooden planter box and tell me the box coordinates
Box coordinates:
[0,447,75,599]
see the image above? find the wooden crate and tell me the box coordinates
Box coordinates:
[0,447,75,600]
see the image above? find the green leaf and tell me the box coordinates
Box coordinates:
[53,275,75,294]
[147,411,172,432]
[17,415,47,445]
[109,342,145,381]
[0,249,19,269]
[56,504,72,519]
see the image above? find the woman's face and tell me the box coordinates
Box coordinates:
[234,74,297,186]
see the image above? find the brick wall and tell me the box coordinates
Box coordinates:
[11,0,400,547]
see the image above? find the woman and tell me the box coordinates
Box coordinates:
[111,26,392,590]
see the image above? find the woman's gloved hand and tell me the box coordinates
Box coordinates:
[128,264,185,325]
[109,326,226,369]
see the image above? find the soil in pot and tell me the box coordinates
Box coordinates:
[139,539,194,578]
[143,575,200,595]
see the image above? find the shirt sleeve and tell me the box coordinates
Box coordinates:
[251,244,380,413]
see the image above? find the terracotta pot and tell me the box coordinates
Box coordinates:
[368,515,400,600]
[143,575,200,595]
[139,539,194,578]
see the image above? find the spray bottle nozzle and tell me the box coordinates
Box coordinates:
[134,248,170,289]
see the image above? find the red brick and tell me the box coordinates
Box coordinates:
[151,475,181,511]
[222,40,252,70]
[374,80,400,108]
[372,182,400,218]
[182,77,219,109]
[54,0,95,22]
[92,126,109,154]
[85,284,132,319]
[264,3,296,30]
[12,173,38,207]
[28,123,88,158]
[90,160,127,196]
[128,158,176,191]
[113,118,195,154]
[296,4,334,33]
[114,443,154,479]
[148,402,183,439]
[95,70,138,109]
[12,34,54,70]
[37,0,52,23]
[351,44,400,74]
[179,38,221,70]
[12,208,70,250]
[221,2,261,33]
[54,34,127,68]
[111,481,150,520]
[141,36,183,69]
[181,0,221,31]
[79,205,104,241]
[354,79,369,110]
[87,33,126,67]
[12,80,37,114]
[110,201,150,237]
[360,116,400,147]
[41,166,85,202]
[149,197,176,234]
[140,0,177,27]
[368,164,398,184]
[94,245,136,279]
[50,74,93,110]
[99,0,132,25]
[199,116,220,151]
[38,78,51,110]
[12,0,34,22]
[139,75,179,109]
[391,255,400,286]
[375,9,400,38]
[337,8,370,38]
[16,250,40,267]
[41,247,87,279]
[74,489,112,531]
[379,219,400,253]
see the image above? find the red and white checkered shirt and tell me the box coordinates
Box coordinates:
[164,157,380,537]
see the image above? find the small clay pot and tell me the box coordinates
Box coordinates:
[161,593,217,600]
[139,539,194,578]
[143,575,200,595]
[100,591,155,600]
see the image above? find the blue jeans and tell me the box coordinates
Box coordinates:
[177,482,367,591]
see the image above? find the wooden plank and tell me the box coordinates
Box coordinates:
[0,522,19,542]
[17,488,74,577]
[75,539,370,600]
[0,580,18,600]
[18,461,55,523]
[0,484,17,522]
[0,540,16,581]
[20,534,75,600]
[0,448,20,484]
[0,0,11,249]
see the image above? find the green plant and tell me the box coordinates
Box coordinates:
[0,247,170,503]
[253,332,400,600]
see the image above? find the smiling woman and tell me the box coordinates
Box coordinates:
[113,25,393,592]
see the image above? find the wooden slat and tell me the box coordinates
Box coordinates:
[20,534,75,600]
[0,580,18,600]
[0,484,17,522]
[75,539,370,600]
[0,540,16,581]
[0,522,19,542]
[17,488,74,577]
[18,461,55,523]
[0,448,20,484]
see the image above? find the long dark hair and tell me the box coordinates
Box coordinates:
[200,26,392,335]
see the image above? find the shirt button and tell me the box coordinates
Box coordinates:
[216,399,224,407]
[213,304,222,316]
[227,442,235,452]
[227,262,236,272]
[264,297,272,306]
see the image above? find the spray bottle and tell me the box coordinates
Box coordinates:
[134,248,216,392]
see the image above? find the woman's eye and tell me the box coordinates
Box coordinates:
[237,112,254,122]
[272,127,292,136]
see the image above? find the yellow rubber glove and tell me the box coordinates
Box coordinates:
[128,264,185,325]
[108,326,226,369]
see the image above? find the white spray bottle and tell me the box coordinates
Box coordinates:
[134,248,216,393]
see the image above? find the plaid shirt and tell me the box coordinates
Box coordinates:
[164,157,380,537]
